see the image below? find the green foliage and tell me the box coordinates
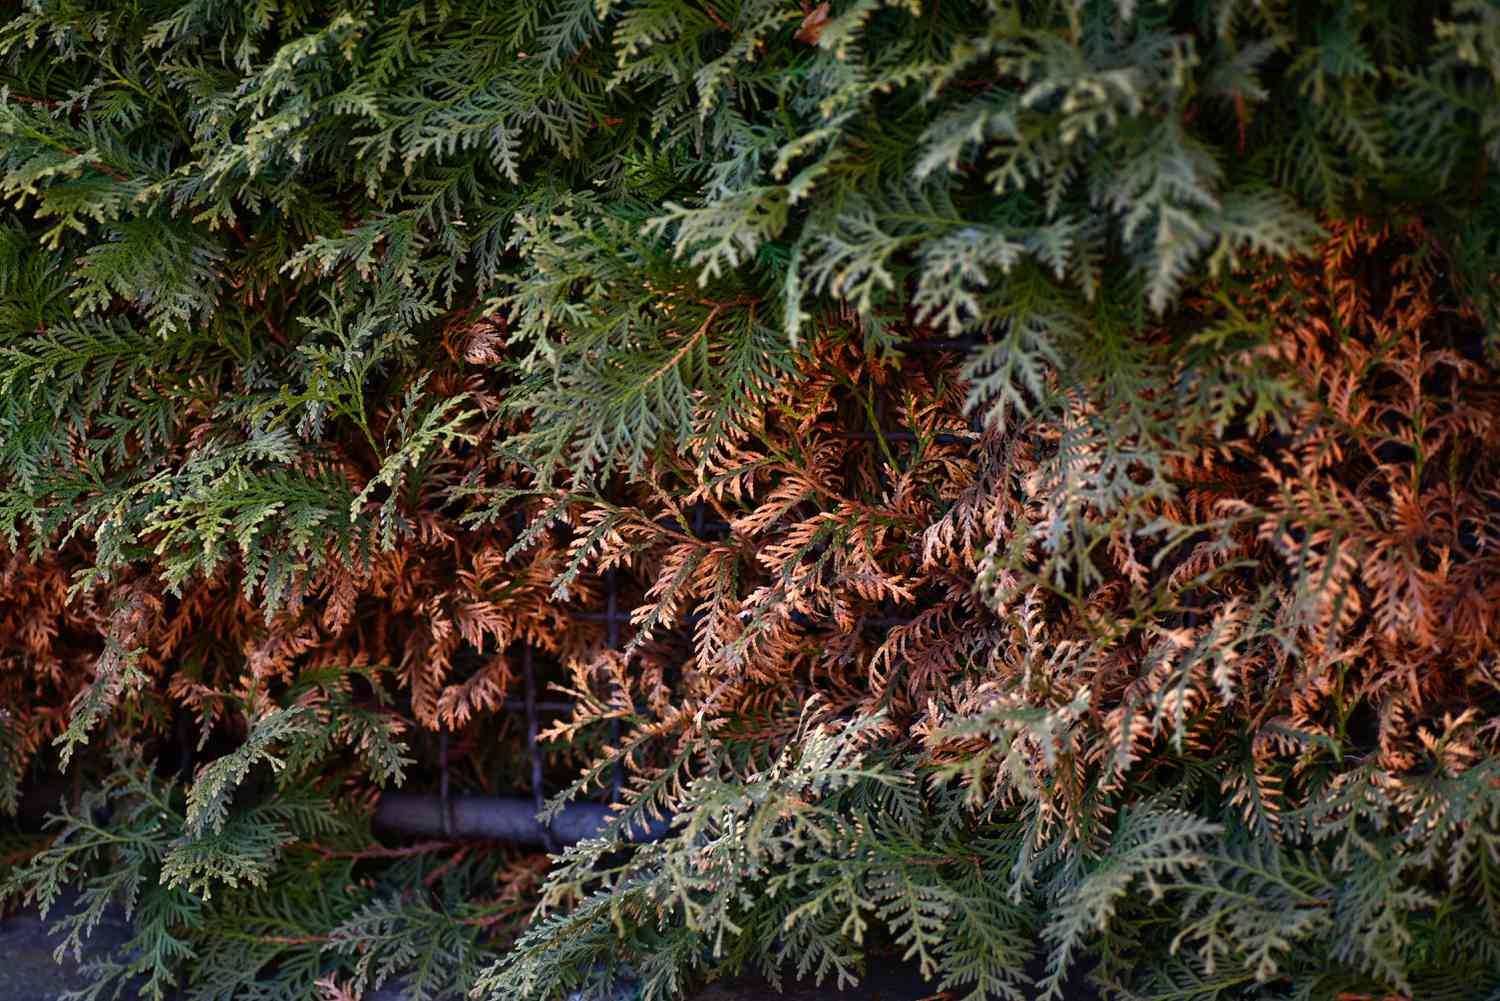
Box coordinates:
[483,718,1500,1001]
[1,738,510,1001]
[4,0,1494,521]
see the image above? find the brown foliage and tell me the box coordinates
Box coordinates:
[2,221,1497,845]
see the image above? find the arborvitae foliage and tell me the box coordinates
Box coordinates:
[1,2,1499,1001]
[481,219,1500,1001]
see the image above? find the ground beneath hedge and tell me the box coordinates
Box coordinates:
[0,903,127,1001]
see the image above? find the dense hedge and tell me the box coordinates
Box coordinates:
[2,2,1500,1000]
